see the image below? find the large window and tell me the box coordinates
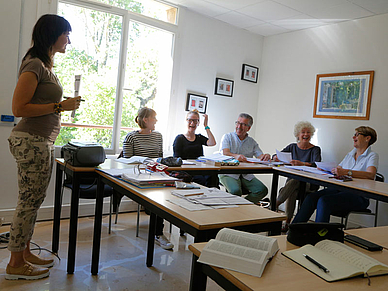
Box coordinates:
[55,0,176,153]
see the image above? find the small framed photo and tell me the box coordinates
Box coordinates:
[186,93,208,113]
[241,64,259,83]
[215,78,234,97]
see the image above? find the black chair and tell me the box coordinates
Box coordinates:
[331,173,384,229]
[64,176,120,234]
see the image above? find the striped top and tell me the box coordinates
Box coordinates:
[122,130,163,158]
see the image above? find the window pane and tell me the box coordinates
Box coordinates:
[120,21,174,147]
[98,0,177,24]
[56,3,122,148]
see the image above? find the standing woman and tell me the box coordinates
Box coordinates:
[6,15,81,280]
[122,107,173,250]
[273,121,321,232]
[173,110,216,185]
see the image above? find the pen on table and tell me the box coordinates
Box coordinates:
[303,254,330,273]
[64,96,85,101]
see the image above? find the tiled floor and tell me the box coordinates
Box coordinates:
[0,212,223,291]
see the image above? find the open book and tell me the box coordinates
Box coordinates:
[197,228,279,277]
[282,240,388,282]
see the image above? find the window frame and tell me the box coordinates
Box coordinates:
[56,0,178,155]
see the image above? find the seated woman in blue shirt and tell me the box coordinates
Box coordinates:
[173,109,216,185]
[272,121,321,231]
[292,126,378,223]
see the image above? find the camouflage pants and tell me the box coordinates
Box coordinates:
[7,131,54,252]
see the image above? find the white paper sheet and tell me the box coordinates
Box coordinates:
[316,162,337,172]
[276,150,292,163]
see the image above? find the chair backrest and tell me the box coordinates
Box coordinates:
[375,173,385,182]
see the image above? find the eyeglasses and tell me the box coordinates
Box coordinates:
[235,121,250,127]
[187,119,199,124]
[354,132,367,137]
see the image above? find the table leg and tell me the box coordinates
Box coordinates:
[297,181,307,210]
[52,164,63,254]
[146,212,156,267]
[270,171,279,211]
[189,254,207,291]
[208,171,219,188]
[67,172,80,274]
[91,176,104,275]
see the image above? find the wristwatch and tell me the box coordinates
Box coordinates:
[348,170,353,177]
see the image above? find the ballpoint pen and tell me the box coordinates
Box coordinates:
[303,254,330,273]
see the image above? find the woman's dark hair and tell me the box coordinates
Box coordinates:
[24,14,72,68]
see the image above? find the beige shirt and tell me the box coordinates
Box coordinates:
[13,56,62,142]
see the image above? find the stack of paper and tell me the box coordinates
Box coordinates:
[285,165,333,176]
[122,171,180,186]
[247,158,283,166]
[198,153,234,162]
[170,188,253,210]
[115,155,153,164]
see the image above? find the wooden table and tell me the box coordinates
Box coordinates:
[188,226,388,291]
[52,158,265,274]
[53,158,388,275]
[91,171,285,275]
[273,167,388,203]
[53,158,141,274]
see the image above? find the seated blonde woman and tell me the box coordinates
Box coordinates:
[273,121,321,232]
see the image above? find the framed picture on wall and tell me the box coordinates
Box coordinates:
[313,71,374,120]
[186,93,208,113]
[241,64,259,83]
[214,78,234,97]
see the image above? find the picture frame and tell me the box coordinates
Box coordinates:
[214,78,234,97]
[186,93,208,113]
[313,71,374,120]
[241,64,259,83]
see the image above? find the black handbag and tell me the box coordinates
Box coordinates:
[157,156,183,167]
[287,222,344,246]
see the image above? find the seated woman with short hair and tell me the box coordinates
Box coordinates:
[272,121,321,231]
[292,126,378,224]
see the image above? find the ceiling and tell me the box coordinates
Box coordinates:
[166,0,388,36]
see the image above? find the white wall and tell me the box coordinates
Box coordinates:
[0,0,22,222]
[0,3,264,222]
[164,8,264,157]
[256,13,388,227]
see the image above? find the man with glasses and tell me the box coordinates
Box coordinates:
[219,113,270,204]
